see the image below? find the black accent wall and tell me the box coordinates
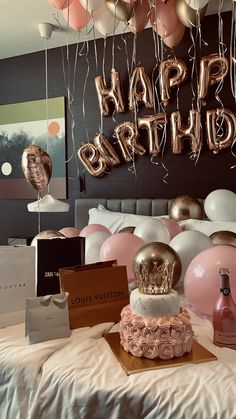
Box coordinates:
[0,11,235,242]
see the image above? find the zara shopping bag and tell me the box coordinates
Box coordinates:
[0,245,35,327]
[60,260,129,329]
[36,236,85,297]
[25,292,71,344]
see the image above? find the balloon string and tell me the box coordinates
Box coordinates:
[151,27,160,115]
[111,5,117,70]
[61,32,81,183]
[214,3,227,143]
[128,33,138,179]
[44,36,50,195]
[54,9,81,181]
[131,32,137,74]
[37,192,41,234]
[230,10,236,101]
[188,28,197,110]
[78,39,90,142]
[120,31,131,78]
[99,36,107,134]
[92,15,98,74]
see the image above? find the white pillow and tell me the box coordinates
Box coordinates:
[178,219,236,236]
[88,205,168,234]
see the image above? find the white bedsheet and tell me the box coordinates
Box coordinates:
[0,301,236,419]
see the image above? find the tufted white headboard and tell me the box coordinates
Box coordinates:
[74,198,175,229]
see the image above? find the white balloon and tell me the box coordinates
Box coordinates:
[204,189,236,222]
[170,230,212,287]
[93,2,119,36]
[85,231,111,264]
[134,219,170,244]
[80,0,103,12]
[184,0,209,10]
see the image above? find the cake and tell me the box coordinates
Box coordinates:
[119,246,194,360]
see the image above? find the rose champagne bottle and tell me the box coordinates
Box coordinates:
[212,268,236,349]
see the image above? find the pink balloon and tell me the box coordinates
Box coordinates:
[150,0,180,38]
[48,0,73,9]
[184,245,236,317]
[80,224,111,237]
[59,227,81,237]
[128,0,150,34]
[163,21,185,48]
[160,218,183,239]
[100,233,145,283]
[62,0,91,31]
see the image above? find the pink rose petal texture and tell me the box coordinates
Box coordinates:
[119,305,194,360]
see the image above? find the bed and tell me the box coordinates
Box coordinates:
[1,197,236,419]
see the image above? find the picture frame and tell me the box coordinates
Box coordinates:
[0,96,67,199]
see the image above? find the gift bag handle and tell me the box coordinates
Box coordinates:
[40,292,69,307]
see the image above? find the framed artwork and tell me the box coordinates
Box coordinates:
[0,96,67,199]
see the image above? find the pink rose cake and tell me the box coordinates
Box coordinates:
[119,254,194,360]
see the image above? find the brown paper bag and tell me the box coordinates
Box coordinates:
[59,260,129,329]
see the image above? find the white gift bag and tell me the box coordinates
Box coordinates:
[0,246,35,327]
[25,292,71,344]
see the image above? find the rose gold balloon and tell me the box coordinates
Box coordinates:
[115,121,146,162]
[95,68,125,116]
[59,227,81,237]
[62,0,91,31]
[159,58,187,106]
[170,109,201,157]
[31,230,65,247]
[150,0,180,38]
[129,66,153,110]
[128,0,150,33]
[169,195,204,221]
[48,0,73,10]
[176,0,207,28]
[21,145,52,192]
[206,108,236,154]
[163,22,185,48]
[210,231,236,248]
[133,241,182,290]
[118,226,135,233]
[105,0,133,21]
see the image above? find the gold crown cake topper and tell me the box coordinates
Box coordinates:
[133,259,175,294]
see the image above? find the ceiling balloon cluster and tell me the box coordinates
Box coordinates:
[49,0,211,46]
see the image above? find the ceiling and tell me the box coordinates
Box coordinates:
[0,0,233,61]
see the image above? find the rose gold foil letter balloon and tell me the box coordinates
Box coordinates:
[21,145,52,192]
[169,195,203,221]
[171,109,201,157]
[199,54,228,100]
[93,133,120,166]
[95,69,125,116]
[129,67,153,111]
[206,108,236,154]
[115,121,146,162]
[138,113,167,156]
[159,58,187,107]
[77,142,106,177]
